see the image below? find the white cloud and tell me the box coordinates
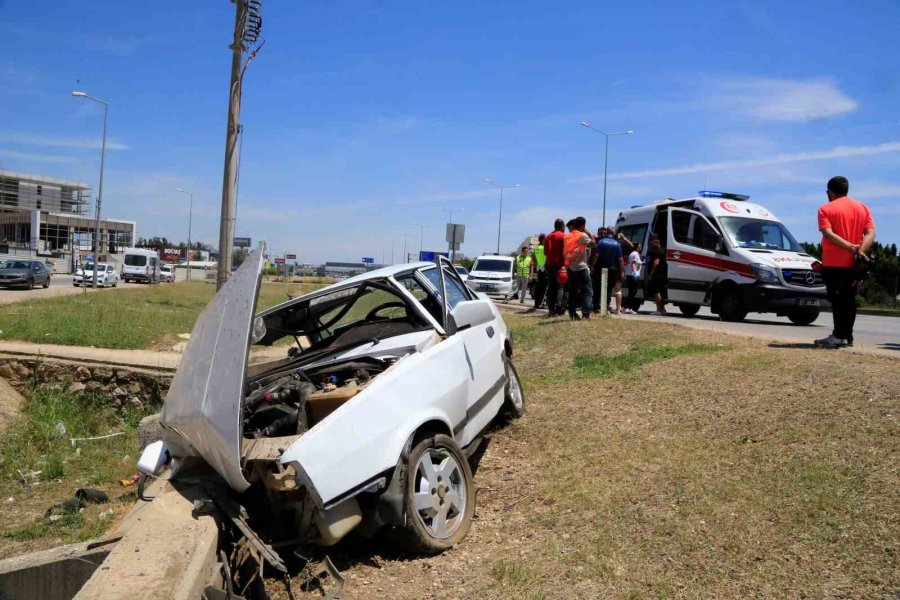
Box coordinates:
[0,149,78,164]
[0,133,130,151]
[715,77,858,122]
[580,141,900,181]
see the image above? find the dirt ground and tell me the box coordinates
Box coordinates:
[269,314,899,600]
[0,378,24,434]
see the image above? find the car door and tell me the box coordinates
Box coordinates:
[666,208,725,305]
[422,259,506,445]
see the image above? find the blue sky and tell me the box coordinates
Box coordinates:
[1,0,898,263]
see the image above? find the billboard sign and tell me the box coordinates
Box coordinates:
[233,237,252,248]
[285,254,297,260]
[362,257,375,264]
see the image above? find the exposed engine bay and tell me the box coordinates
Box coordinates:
[243,358,392,440]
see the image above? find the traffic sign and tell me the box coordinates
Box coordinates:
[233,237,251,248]
[362,257,375,264]
[274,258,285,265]
[285,254,297,260]
[419,251,449,262]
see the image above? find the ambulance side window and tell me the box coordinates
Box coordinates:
[693,218,720,253]
[672,211,692,244]
[652,209,669,248]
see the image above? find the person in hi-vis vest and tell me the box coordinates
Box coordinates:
[515,246,535,304]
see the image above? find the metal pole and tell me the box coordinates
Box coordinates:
[187,191,193,281]
[602,134,609,228]
[600,268,608,316]
[92,102,108,289]
[497,187,503,254]
[403,235,408,263]
[217,0,245,291]
[419,224,424,256]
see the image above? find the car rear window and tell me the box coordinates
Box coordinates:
[125,255,147,267]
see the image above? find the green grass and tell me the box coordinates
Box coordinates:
[572,343,721,378]
[0,281,325,350]
[0,386,156,554]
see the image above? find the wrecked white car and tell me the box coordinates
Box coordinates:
[140,244,524,553]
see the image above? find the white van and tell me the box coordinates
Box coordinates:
[615,191,828,324]
[122,248,160,284]
[466,254,519,300]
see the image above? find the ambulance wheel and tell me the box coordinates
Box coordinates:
[717,288,747,322]
[787,309,819,326]
[677,303,700,317]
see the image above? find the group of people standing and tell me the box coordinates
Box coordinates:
[514,216,669,320]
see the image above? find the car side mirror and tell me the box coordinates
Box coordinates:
[715,234,726,254]
[449,299,495,331]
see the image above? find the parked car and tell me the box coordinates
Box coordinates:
[454,265,469,282]
[73,263,119,287]
[159,264,175,283]
[466,255,519,300]
[0,259,51,289]
[139,244,524,555]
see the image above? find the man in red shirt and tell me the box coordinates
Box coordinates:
[543,218,566,315]
[815,176,876,348]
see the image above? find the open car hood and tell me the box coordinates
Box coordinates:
[160,242,265,492]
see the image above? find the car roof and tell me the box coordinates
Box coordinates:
[331,261,435,287]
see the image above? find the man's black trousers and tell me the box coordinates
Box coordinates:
[822,266,859,343]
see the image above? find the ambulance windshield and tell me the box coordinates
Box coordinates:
[720,217,801,252]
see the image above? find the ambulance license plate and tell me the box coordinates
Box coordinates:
[798,298,820,307]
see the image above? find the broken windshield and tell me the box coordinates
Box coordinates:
[259,280,429,351]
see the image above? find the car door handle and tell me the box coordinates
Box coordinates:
[672,251,682,259]
[486,326,495,338]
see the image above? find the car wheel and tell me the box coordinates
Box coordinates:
[397,434,475,554]
[717,288,747,322]
[501,356,525,419]
[26,278,34,290]
[677,303,700,317]
[787,309,819,326]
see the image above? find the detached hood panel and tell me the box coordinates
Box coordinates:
[160,243,265,492]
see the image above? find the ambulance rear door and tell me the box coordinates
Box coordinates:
[666,208,726,306]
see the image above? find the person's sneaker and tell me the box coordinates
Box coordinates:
[846,339,854,347]
[815,335,847,348]
[623,308,635,314]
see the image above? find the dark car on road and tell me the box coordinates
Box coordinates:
[0,259,52,289]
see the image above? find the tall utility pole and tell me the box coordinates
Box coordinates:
[218,0,262,290]
[71,92,108,289]
[484,179,520,254]
[580,122,634,227]
[176,188,193,281]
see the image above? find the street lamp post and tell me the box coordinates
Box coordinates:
[175,188,193,281]
[580,122,634,227]
[412,222,431,257]
[71,91,108,289]
[484,180,519,254]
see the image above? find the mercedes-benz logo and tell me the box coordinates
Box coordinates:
[805,271,817,284]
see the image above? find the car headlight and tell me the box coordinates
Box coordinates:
[750,263,779,283]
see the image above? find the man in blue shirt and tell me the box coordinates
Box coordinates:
[592,227,626,314]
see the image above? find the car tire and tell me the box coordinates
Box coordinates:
[717,288,747,322]
[677,303,700,317]
[395,434,475,554]
[787,309,819,326]
[26,278,34,290]
[501,356,525,419]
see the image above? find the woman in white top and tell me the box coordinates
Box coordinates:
[623,243,643,314]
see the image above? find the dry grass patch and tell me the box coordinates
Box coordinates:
[280,313,899,599]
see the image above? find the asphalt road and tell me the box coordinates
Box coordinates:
[0,275,147,304]
[638,306,899,354]
[498,299,900,355]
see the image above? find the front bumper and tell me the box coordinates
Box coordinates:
[0,277,27,287]
[740,283,829,313]
[467,279,515,296]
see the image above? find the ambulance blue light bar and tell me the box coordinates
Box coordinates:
[699,190,750,201]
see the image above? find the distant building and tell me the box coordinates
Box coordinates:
[0,169,136,272]
[315,261,385,277]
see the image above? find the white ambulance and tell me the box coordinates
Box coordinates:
[615,191,828,324]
